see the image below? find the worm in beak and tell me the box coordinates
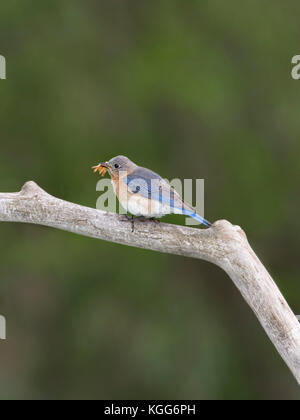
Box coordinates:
[92,162,109,176]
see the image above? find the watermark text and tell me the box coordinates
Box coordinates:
[0,55,6,80]
[0,315,6,340]
[291,55,300,80]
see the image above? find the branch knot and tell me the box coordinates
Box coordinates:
[20,181,46,197]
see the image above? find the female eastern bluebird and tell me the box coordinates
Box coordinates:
[92,156,211,228]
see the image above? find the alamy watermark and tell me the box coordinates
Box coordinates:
[96,175,207,226]
[0,55,6,79]
[291,55,300,80]
[0,315,6,340]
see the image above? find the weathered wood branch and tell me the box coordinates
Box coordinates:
[0,181,299,384]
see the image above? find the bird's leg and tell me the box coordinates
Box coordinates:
[119,215,154,232]
[135,216,147,222]
[150,217,160,224]
[118,214,131,222]
[130,216,147,232]
[119,214,135,232]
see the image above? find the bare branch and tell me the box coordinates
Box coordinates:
[1,181,300,384]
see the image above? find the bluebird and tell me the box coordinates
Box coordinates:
[92,156,211,229]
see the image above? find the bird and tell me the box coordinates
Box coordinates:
[92,155,211,230]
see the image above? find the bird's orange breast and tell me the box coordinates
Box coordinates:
[110,172,128,198]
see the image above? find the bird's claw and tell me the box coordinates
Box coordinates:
[119,215,157,233]
[119,215,135,232]
[150,218,160,224]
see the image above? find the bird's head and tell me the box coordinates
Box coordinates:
[92,155,136,178]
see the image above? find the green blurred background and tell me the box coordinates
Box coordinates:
[0,0,300,400]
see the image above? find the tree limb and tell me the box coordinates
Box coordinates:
[0,181,300,385]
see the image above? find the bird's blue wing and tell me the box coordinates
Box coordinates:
[126,168,160,198]
[126,167,211,226]
[126,167,179,209]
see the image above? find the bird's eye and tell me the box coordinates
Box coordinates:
[114,163,120,169]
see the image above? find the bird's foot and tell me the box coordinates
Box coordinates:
[119,215,158,232]
[135,216,147,222]
[119,214,135,232]
[119,215,132,222]
[150,217,160,224]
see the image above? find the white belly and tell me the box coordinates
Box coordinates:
[120,193,176,218]
[112,179,182,218]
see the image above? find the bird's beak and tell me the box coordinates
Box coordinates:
[92,162,111,176]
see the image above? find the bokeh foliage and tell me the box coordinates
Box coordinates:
[0,0,300,399]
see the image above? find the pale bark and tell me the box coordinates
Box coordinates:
[0,181,299,384]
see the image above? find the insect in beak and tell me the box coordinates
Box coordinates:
[92,162,110,176]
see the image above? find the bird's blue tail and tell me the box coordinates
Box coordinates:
[181,209,212,227]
